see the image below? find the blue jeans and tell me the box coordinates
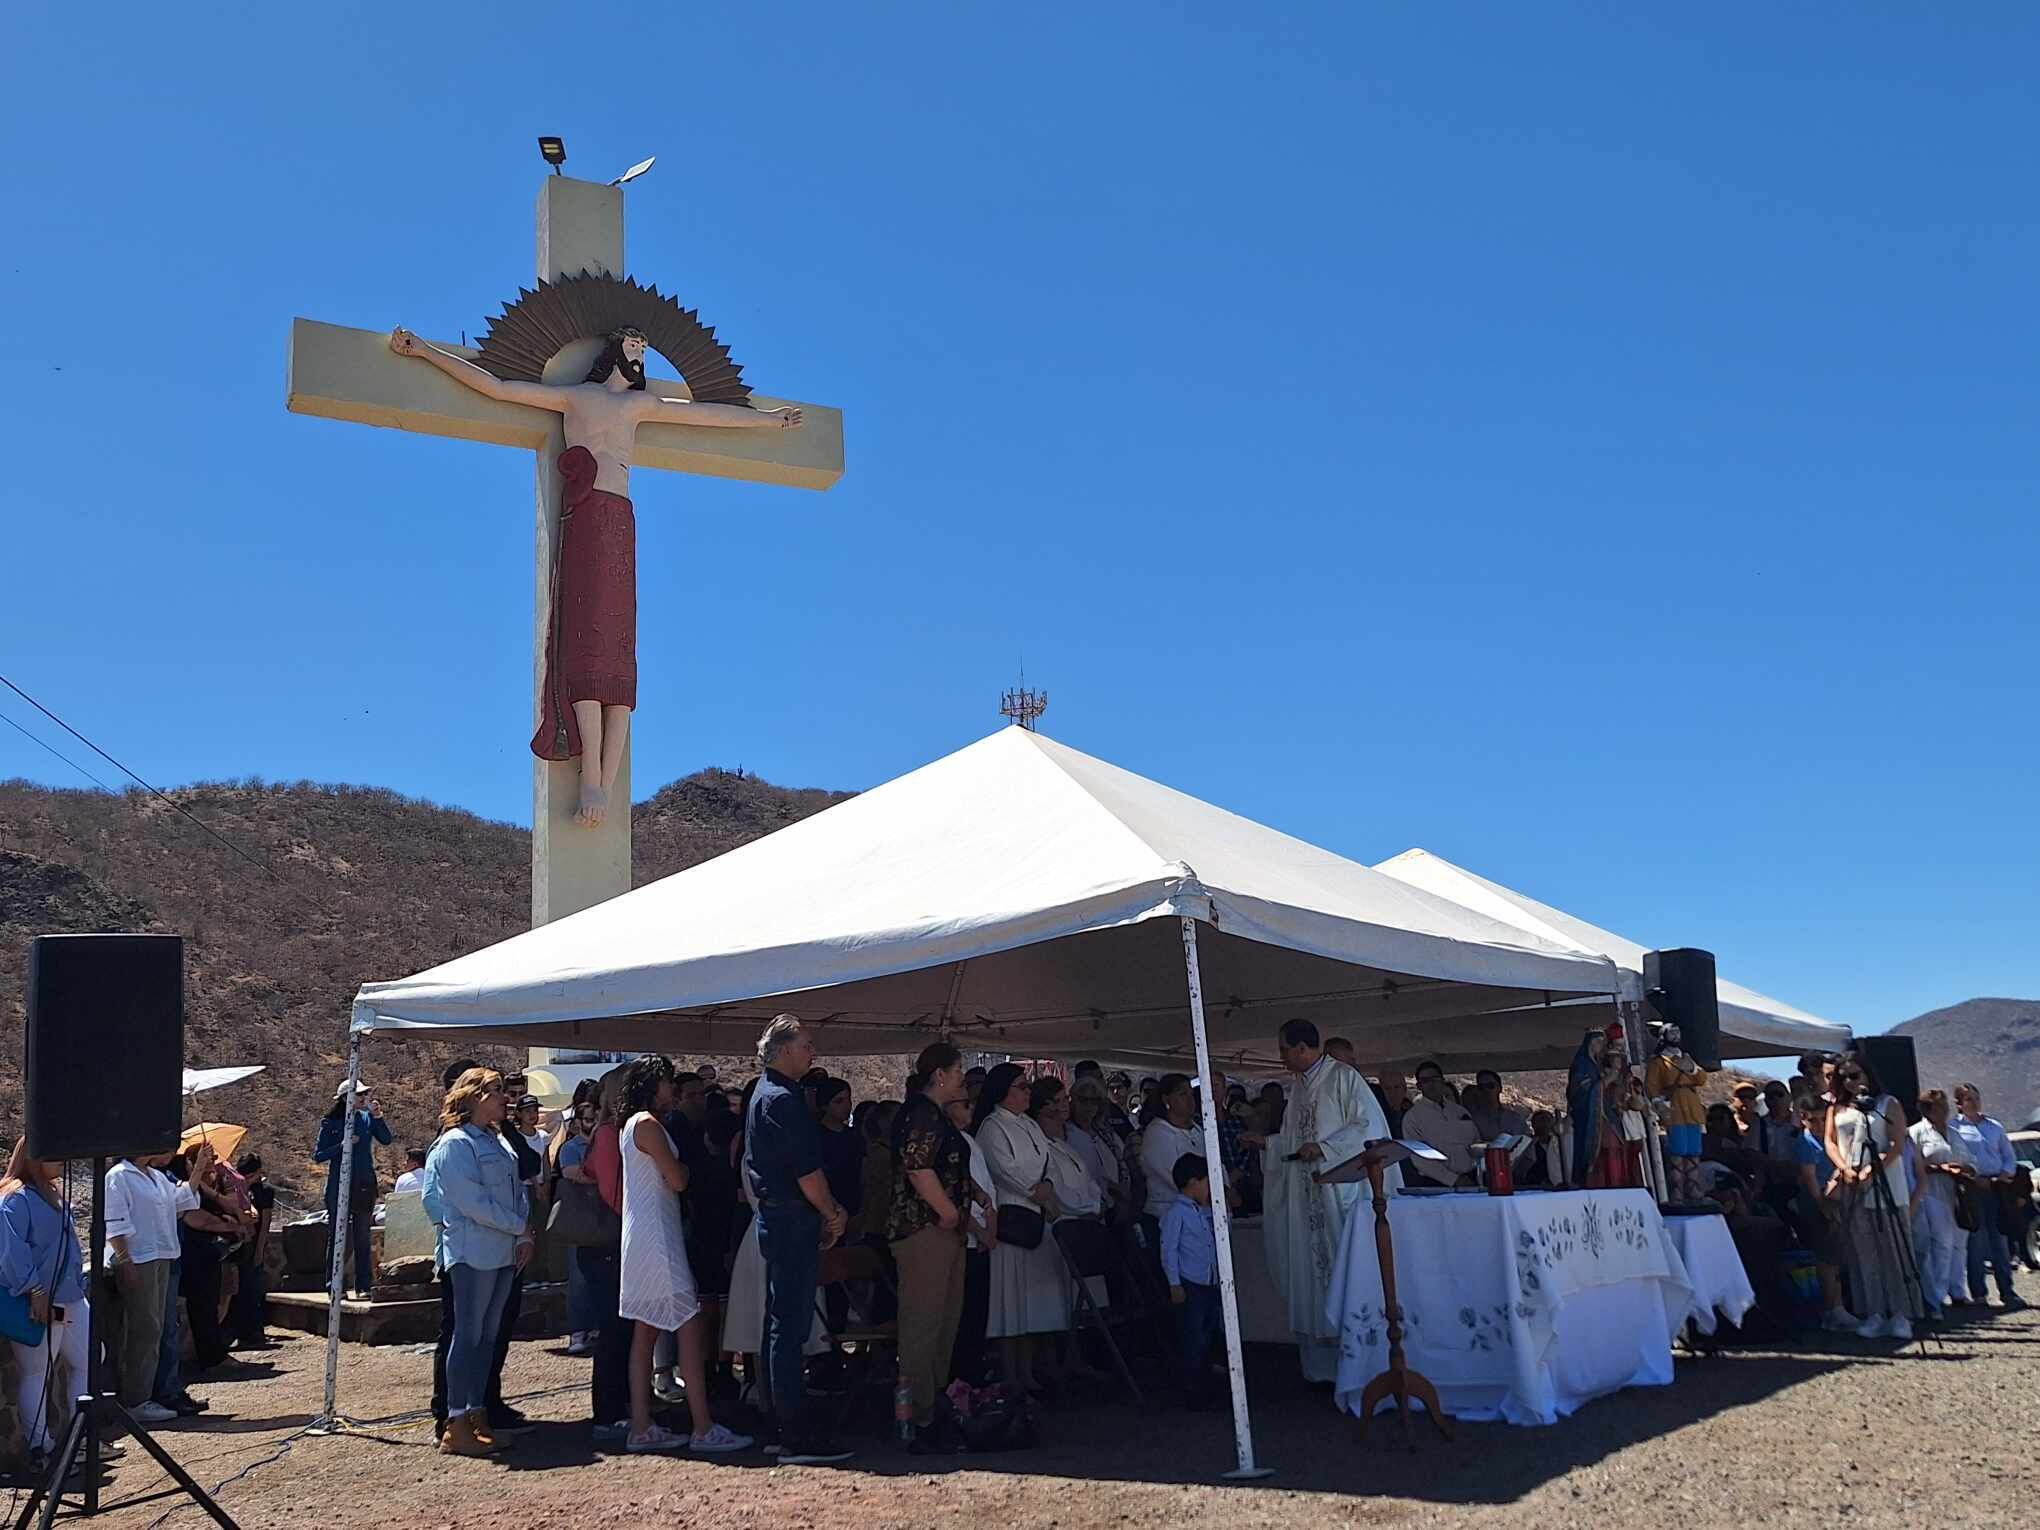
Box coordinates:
[566,1244,598,1334]
[577,1247,630,1427]
[326,1185,377,1294]
[446,1263,515,1416]
[1176,1279,1220,1401]
[756,1201,821,1436]
[1966,1189,2015,1303]
[152,1257,182,1403]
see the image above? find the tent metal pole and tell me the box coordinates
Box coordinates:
[315,1027,363,1430]
[1180,916,1273,1481]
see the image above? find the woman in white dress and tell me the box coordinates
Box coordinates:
[1824,1054,1924,1340]
[617,1057,750,1454]
[972,1064,1069,1394]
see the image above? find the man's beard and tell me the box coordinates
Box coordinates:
[615,353,646,388]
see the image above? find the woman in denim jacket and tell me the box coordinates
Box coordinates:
[423,1069,531,1457]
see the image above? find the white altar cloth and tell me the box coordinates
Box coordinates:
[1328,1188,1693,1425]
[1661,1212,1756,1336]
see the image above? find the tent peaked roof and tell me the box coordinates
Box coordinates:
[1372,848,1851,1057]
[352,728,1621,1059]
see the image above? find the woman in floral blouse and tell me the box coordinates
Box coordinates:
[886,1044,989,1446]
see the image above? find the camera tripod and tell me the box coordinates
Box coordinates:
[1838,1108,1931,1358]
[11,1157,236,1530]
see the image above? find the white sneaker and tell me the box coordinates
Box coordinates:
[565,1335,591,1356]
[652,1374,686,1404]
[1887,1317,1913,1341]
[1854,1316,1887,1339]
[133,1402,178,1424]
[688,1423,753,1454]
[626,1424,688,1453]
[1820,1308,1855,1332]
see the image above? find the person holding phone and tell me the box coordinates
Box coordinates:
[314,1080,392,1298]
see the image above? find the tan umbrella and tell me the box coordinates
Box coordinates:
[179,1122,248,1163]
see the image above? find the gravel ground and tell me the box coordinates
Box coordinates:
[30,1270,2035,1530]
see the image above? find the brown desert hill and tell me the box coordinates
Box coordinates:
[1887,997,2040,1129]
[0,768,862,1209]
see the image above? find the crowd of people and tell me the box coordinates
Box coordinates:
[0,1131,277,1479]
[7,1023,2027,1476]
[1679,1054,2035,1339]
[390,1025,2034,1465]
[399,1019,1311,1461]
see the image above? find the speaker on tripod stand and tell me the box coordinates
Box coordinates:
[18,933,236,1528]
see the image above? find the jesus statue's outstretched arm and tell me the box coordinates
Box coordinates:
[645,396,804,430]
[389,328,569,411]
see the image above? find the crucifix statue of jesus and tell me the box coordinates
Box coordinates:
[288,173,842,930]
[387,322,803,827]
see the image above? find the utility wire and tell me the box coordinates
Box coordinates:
[0,707,116,793]
[0,671,292,887]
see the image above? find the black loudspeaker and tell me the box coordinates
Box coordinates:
[1645,947,1721,1070]
[26,933,185,1161]
[1855,1035,1922,1124]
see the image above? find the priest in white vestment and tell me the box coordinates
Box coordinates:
[1243,1019,1392,1382]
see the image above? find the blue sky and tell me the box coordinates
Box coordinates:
[3,6,2035,1039]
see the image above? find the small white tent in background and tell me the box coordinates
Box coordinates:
[337,727,1628,1475]
[1369,849,1851,1069]
[181,1065,265,1097]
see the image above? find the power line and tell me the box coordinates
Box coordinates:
[0,707,116,792]
[0,671,292,889]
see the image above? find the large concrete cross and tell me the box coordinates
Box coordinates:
[286,175,842,929]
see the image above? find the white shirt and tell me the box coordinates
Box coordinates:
[392,1168,428,1197]
[104,1160,199,1265]
[1139,1118,1200,1218]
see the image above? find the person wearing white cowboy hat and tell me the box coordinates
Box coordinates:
[313,1077,392,1298]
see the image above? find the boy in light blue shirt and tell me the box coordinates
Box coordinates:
[1160,1152,1220,1409]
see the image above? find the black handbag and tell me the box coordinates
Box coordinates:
[995,1205,1045,1250]
[992,1122,1051,1249]
[1952,1179,1980,1233]
[546,1177,621,1249]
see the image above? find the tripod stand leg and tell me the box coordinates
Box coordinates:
[11,1407,87,1530]
[110,1408,240,1529]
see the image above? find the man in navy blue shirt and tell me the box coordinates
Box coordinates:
[743,1015,852,1463]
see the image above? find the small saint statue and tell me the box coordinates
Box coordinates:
[389,324,802,827]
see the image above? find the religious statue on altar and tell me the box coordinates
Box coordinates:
[1565,1029,1613,1187]
[1645,1023,1709,1202]
[388,323,802,828]
[1238,1018,1391,1384]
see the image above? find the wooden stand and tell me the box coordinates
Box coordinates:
[1351,1157,1453,1445]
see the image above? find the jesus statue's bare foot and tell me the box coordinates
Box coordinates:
[575,781,609,828]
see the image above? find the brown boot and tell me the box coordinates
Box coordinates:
[469,1414,500,1451]
[438,1412,491,1458]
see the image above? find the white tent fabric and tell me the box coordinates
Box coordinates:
[1369,849,1852,1066]
[181,1065,265,1096]
[352,729,1626,1063]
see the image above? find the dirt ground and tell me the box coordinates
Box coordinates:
[28,1270,2036,1530]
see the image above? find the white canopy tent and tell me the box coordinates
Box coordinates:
[1367,849,1852,1070]
[351,729,1622,1059]
[332,727,1630,1473]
